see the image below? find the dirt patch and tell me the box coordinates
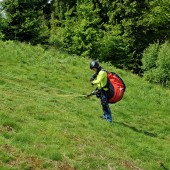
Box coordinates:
[1,144,16,153]
[58,163,76,170]
[26,156,43,169]
[121,160,143,170]
[3,125,14,132]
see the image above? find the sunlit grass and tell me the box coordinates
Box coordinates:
[0,40,170,170]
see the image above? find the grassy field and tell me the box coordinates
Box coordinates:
[0,40,170,170]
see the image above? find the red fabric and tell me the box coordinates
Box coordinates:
[107,72,125,103]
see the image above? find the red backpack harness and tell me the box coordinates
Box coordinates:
[104,70,126,104]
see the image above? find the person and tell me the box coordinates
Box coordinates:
[89,61,112,122]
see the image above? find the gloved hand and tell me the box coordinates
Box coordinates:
[91,90,97,95]
[90,73,97,82]
[91,81,94,85]
[90,76,94,82]
[86,90,97,97]
[86,88,101,98]
[95,89,101,98]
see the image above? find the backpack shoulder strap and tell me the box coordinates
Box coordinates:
[101,69,110,88]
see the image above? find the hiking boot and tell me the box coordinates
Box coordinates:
[105,114,112,122]
[100,115,106,119]
[106,118,112,123]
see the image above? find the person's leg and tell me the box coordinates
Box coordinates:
[100,92,112,122]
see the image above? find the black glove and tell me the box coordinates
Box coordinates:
[86,90,97,97]
[95,89,101,98]
[90,73,97,82]
[86,89,101,98]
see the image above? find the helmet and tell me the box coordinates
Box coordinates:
[90,61,99,69]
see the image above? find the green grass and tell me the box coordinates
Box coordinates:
[0,40,170,170]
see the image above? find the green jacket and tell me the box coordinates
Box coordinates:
[92,70,108,90]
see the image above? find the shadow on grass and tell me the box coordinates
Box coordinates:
[113,121,158,138]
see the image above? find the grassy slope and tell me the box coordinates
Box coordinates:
[0,41,170,170]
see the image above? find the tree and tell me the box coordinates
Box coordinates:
[0,2,6,39]
[1,0,49,44]
[63,0,102,57]
[141,0,170,42]
[106,0,149,72]
[48,0,67,47]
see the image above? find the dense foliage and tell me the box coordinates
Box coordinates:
[1,0,49,44]
[142,41,170,86]
[0,0,170,85]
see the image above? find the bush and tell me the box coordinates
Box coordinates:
[97,26,129,68]
[142,43,159,71]
[142,41,170,87]
[155,42,170,86]
[0,32,4,39]
[48,27,64,48]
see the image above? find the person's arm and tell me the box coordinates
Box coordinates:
[90,73,97,82]
[92,71,105,84]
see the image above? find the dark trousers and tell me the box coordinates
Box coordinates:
[100,90,112,122]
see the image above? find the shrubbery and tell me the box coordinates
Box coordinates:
[142,41,170,87]
[97,27,129,68]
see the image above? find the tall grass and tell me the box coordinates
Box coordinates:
[0,40,170,170]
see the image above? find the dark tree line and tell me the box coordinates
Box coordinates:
[0,0,170,75]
